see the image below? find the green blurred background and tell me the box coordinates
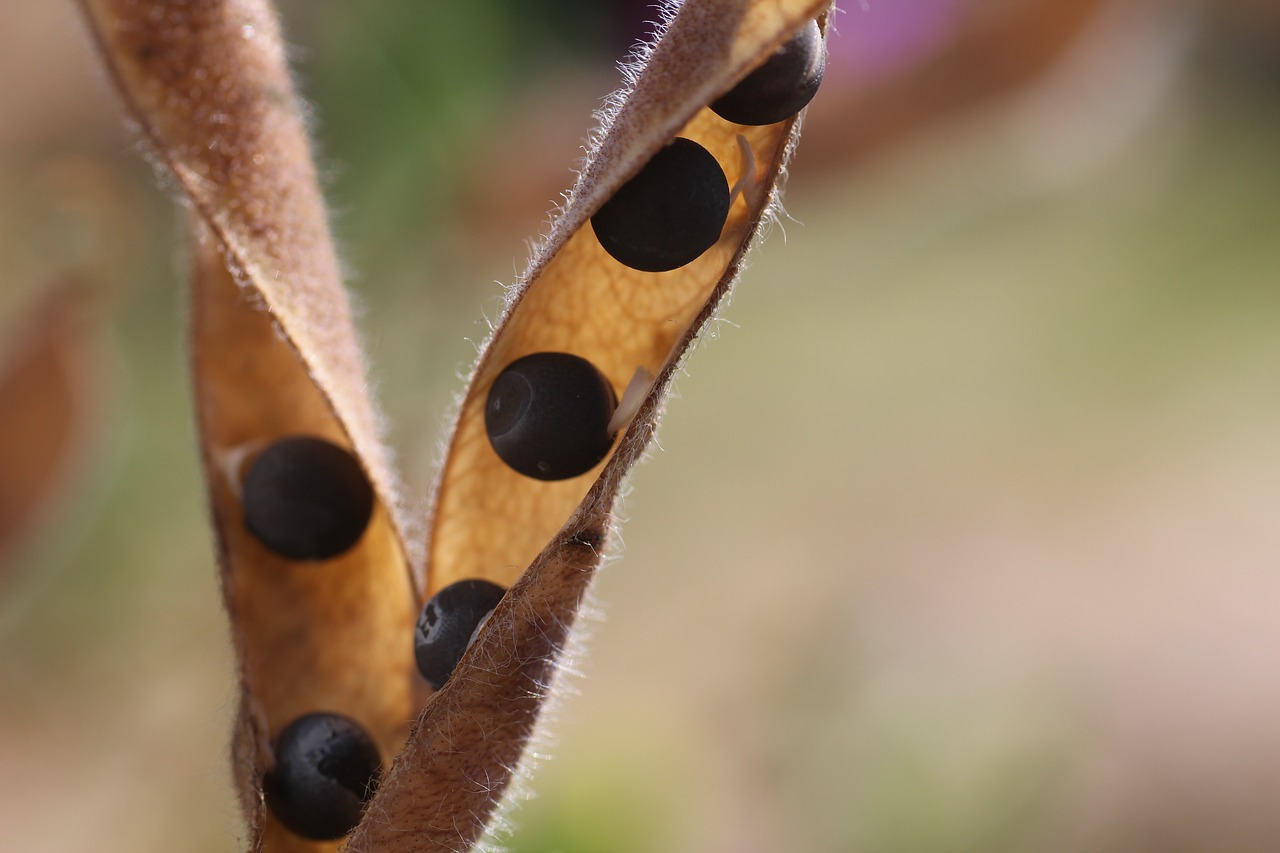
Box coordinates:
[2,1,1279,850]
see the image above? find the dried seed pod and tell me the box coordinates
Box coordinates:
[242,435,375,560]
[711,18,825,126]
[265,712,382,841]
[590,137,730,272]
[484,352,617,481]
[353,3,833,848]
[414,579,508,690]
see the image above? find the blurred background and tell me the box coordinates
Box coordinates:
[2,1,1279,850]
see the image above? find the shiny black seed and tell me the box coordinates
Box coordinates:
[414,579,508,690]
[265,712,381,841]
[590,137,730,272]
[242,436,374,560]
[710,19,825,126]
[484,352,617,481]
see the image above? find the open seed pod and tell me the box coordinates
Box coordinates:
[80,2,418,848]
[358,2,831,849]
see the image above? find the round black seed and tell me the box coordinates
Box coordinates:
[242,436,375,560]
[484,352,617,481]
[265,712,381,841]
[415,579,508,690]
[710,19,825,126]
[590,137,730,272]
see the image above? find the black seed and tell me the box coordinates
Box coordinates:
[265,712,381,841]
[590,137,730,272]
[484,352,617,481]
[710,19,825,126]
[414,579,508,690]
[242,436,374,560]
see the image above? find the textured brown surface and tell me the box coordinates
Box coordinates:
[351,1,832,849]
[78,0,411,571]
[78,2,418,850]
